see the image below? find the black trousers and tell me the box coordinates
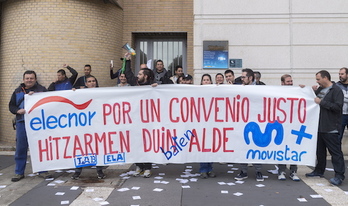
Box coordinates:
[315,132,345,180]
[136,163,152,170]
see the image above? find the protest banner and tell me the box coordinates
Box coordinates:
[24,85,319,173]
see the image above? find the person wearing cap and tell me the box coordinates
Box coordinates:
[170,65,184,84]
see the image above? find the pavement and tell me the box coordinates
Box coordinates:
[0,151,348,206]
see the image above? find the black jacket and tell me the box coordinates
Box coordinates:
[315,83,343,133]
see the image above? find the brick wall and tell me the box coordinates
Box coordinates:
[0,0,123,144]
[122,0,194,74]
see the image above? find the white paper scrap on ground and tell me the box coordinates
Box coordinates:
[55,192,65,196]
[54,180,65,184]
[86,188,95,192]
[100,201,109,205]
[154,176,163,179]
[159,173,165,175]
[117,188,130,192]
[310,194,323,198]
[66,170,75,173]
[235,181,244,184]
[190,178,198,182]
[227,182,236,186]
[47,183,56,186]
[180,179,189,184]
[325,168,334,171]
[131,187,140,190]
[221,190,228,194]
[70,186,79,190]
[154,180,161,184]
[256,184,265,187]
[324,189,333,192]
[227,164,233,167]
[186,166,193,168]
[93,197,103,202]
[0,185,7,189]
[161,181,169,184]
[55,170,63,173]
[344,191,348,195]
[297,198,307,202]
[227,171,234,173]
[122,176,130,180]
[231,168,239,170]
[0,173,3,175]
[233,192,243,196]
[132,196,141,200]
[316,183,325,186]
[182,185,190,188]
[28,173,36,177]
[61,200,69,205]
[218,182,226,185]
[152,166,159,169]
[45,178,54,181]
[153,188,163,192]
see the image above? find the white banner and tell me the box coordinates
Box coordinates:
[25,85,319,172]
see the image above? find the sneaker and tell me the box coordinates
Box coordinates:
[305,171,324,177]
[290,172,300,181]
[71,171,81,180]
[278,172,286,180]
[97,170,106,179]
[11,174,24,182]
[133,166,143,177]
[208,171,216,178]
[143,170,151,178]
[37,172,52,179]
[256,172,264,182]
[235,171,248,181]
[200,173,208,179]
[329,177,343,186]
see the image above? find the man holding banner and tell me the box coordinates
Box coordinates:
[305,70,345,186]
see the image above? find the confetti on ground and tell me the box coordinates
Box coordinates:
[61,200,69,205]
[152,166,159,169]
[235,181,244,184]
[132,196,141,200]
[45,178,54,181]
[189,178,198,182]
[55,170,63,173]
[123,176,130,180]
[47,183,56,186]
[227,171,234,173]
[100,201,109,205]
[161,181,169,184]
[159,173,165,175]
[227,182,236,186]
[186,166,193,168]
[54,180,65,184]
[131,187,140,190]
[70,186,79,190]
[154,180,161,184]
[233,192,243,196]
[182,185,190,189]
[0,185,7,189]
[297,198,307,202]
[324,189,333,192]
[218,182,226,185]
[65,170,75,173]
[256,184,265,187]
[117,188,130,192]
[86,188,95,192]
[221,190,228,194]
[310,194,323,198]
[55,192,65,196]
[154,176,163,179]
[93,197,103,202]
[153,188,163,192]
[325,168,334,171]
[180,179,189,184]
[0,173,3,175]
[185,169,192,172]
[316,183,325,186]
[27,174,36,177]
[263,175,269,178]
[227,164,233,167]
[231,168,239,170]
[344,191,348,195]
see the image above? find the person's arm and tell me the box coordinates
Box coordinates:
[48,82,55,91]
[67,66,78,85]
[9,91,19,115]
[124,54,137,86]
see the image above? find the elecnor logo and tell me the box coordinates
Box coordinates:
[28,96,96,131]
